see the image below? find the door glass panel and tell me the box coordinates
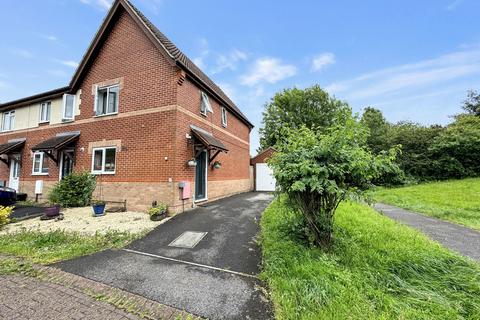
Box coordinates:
[195,151,206,199]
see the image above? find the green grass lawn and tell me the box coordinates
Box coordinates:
[260,198,480,320]
[0,230,139,267]
[373,178,480,230]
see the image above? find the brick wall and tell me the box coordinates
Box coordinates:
[0,7,253,211]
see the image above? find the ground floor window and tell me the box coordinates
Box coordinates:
[91,147,116,174]
[32,152,49,175]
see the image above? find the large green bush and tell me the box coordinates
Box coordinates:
[269,119,398,248]
[48,172,96,207]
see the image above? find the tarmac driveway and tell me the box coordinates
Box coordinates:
[55,192,274,319]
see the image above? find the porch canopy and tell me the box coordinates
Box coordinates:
[0,139,25,165]
[190,125,228,163]
[31,132,80,164]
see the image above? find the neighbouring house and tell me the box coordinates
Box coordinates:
[0,0,254,212]
[250,147,276,192]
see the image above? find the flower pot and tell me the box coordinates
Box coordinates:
[92,204,106,216]
[150,211,166,221]
[187,160,197,167]
[213,163,221,169]
[44,205,61,217]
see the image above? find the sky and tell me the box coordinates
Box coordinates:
[1,0,480,155]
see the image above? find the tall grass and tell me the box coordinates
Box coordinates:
[374,178,480,230]
[260,198,480,319]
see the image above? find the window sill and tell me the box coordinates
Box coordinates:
[91,171,116,175]
[62,119,74,123]
[32,173,49,176]
[39,121,50,124]
[94,112,118,118]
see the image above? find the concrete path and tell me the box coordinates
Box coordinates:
[374,203,480,262]
[55,192,274,320]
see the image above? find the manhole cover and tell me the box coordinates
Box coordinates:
[168,231,208,249]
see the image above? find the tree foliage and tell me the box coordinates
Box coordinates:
[462,90,480,117]
[258,85,351,152]
[269,119,399,248]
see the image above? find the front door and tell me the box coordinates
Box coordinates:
[9,158,20,191]
[60,150,74,180]
[195,150,207,201]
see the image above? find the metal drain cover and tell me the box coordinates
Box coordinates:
[168,231,207,249]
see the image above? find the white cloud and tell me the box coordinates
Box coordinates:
[79,0,112,11]
[311,53,335,72]
[445,0,463,11]
[11,48,33,59]
[211,49,248,74]
[325,48,480,100]
[57,60,79,68]
[192,38,210,70]
[40,34,58,41]
[240,57,297,86]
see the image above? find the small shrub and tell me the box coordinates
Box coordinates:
[0,206,13,229]
[147,202,167,217]
[48,172,96,207]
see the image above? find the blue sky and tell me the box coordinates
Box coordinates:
[1,0,480,154]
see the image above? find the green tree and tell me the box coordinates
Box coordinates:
[258,85,351,151]
[360,107,390,154]
[269,119,399,248]
[429,114,480,178]
[462,90,480,117]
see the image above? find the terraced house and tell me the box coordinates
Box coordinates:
[0,0,253,212]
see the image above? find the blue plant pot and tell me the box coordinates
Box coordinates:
[92,204,106,216]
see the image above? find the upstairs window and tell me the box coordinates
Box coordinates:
[95,85,119,116]
[32,152,49,175]
[221,107,228,127]
[62,94,75,121]
[92,147,116,174]
[39,101,51,123]
[2,111,15,132]
[200,91,213,116]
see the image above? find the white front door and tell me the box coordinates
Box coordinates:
[9,159,20,191]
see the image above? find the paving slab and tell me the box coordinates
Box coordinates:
[374,203,480,262]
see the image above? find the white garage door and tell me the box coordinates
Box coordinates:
[256,163,276,191]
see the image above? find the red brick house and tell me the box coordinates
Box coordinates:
[0,0,253,212]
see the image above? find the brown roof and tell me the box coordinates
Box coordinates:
[31,133,80,152]
[191,126,228,152]
[0,140,25,155]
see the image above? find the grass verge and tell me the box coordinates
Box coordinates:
[373,178,480,230]
[0,229,140,265]
[260,197,480,319]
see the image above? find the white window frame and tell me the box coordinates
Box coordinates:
[94,85,119,117]
[2,111,15,132]
[221,107,228,127]
[39,101,51,123]
[200,91,213,116]
[32,152,49,176]
[91,147,117,175]
[62,94,76,121]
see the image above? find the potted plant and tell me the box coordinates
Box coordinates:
[92,200,106,216]
[187,158,197,167]
[148,202,167,221]
[44,202,61,217]
[213,160,222,169]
